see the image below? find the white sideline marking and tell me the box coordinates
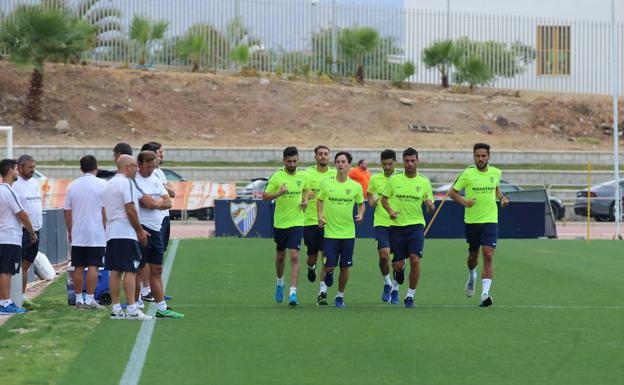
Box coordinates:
[119,239,180,385]
[170,303,624,310]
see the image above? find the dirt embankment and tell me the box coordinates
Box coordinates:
[0,61,620,150]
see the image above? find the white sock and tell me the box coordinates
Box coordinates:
[276,277,285,287]
[392,280,399,291]
[469,268,477,281]
[112,303,122,312]
[406,288,416,298]
[140,286,151,296]
[383,274,392,286]
[0,299,11,307]
[482,279,492,296]
[75,293,85,304]
[289,287,297,295]
[85,294,94,305]
[319,281,327,294]
[127,303,138,314]
[22,292,27,302]
[157,301,167,311]
[308,264,315,270]
[336,291,344,298]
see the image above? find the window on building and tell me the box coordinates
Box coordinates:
[537,25,571,76]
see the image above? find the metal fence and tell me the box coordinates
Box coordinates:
[1,0,623,94]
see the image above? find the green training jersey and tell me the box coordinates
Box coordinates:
[318,178,364,239]
[367,171,396,227]
[382,172,432,227]
[453,165,501,224]
[304,166,337,226]
[265,169,309,229]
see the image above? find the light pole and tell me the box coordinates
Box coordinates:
[610,0,622,237]
[331,0,337,74]
[446,0,451,40]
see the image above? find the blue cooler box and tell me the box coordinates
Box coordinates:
[66,268,111,305]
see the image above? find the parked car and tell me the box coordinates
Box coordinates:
[236,178,268,199]
[574,178,624,221]
[433,179,566,220]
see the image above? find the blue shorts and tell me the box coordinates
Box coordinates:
[71,246,105,267]
[0,244,21,274]
[323,238,355,268]
[374,226,391,250]
[274,226,303,252]
[104,239,142,273]
[140,226,164,266]
[303,225,324,256]
[465,223,498,252]
[390,225,425,262]
[21,229,40,263]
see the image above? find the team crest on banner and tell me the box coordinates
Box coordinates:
[230,202,258,237]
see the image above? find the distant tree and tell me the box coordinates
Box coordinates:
[422,40,462,88]
[229,43,249,73]
[338,26,380,83]
[0,4,96,120]
[129,15,168,66]
[454,37,536,79]
[453,55,492,89]
[176,32,207,72]
[392,61,416,87]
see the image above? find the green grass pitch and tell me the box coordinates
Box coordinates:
[1,238,623,385]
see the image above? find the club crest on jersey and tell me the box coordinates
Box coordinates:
[230,201,258,237]
[345,189,352,195]
[415,186,421,192]
[296,180,302,187]
[489,177,494,183]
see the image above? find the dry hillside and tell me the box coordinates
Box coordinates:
[0,60,621,150]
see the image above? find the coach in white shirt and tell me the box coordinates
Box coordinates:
[12,155,42,310]
[102,155,150,321]
[0,159,37,314]
[64,155,107,310]
[134,151,183,318]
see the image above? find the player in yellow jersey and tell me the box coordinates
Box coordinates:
[263,146,309,306]
[367,149,400,304]
[449,143,509,307]
[381,148,434,308]
[317,152,365,307]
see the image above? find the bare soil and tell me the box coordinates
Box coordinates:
[0,60,621,150]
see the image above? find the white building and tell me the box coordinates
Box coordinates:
[403,0,624,94]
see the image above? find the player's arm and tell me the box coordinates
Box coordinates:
[164,182,175,198]
[496,186,510,207]
[139,194,168,210]
[263,184,287,200]
[101,207,107,229]
[63,209,73,243]
[17,211,37,244]
[316,198,326,227]
[367,193,377,208]
[355,202,365,223]
[381,195,398,219]
[449,188,475,208]
[125,202,148,246]
[300,188,310,210]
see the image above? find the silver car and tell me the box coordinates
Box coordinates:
[574,178,624,221]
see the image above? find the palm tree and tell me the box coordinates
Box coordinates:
[453,55,493,90]
[338,27,380,83]
[0,4,96,120]
[229,43,250,73]
[129,15,168,66]
[422,40,462,88]
[177,33,207,72]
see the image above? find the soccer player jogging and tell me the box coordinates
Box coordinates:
[263,146,309,306]
[63,155,108,310]
[381,148,434,308]
[317,151,365,308]
[134,151,183,318]
[367,149,400,304]
[302,146,336,296]
[0,159,37,314]
[12,155,43,310]
[102,155,151,320]
[449,143,509,307]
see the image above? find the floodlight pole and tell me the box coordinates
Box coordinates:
[611,0,622,238]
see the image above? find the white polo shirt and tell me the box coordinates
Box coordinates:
[153,167,171,218]
[0,183,25,246]
[102,174,143,241]
[134,172,167,232]
[63,173,108,247]
[12,176,43,231]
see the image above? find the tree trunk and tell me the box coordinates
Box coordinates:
[25,69,44,121]
[441,74,449,88]
[192,61,199,72]
[356,64,364,84]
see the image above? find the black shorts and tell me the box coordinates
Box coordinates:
[273,226,303,252]
[303,225,324,256]
[323,238,355,268]
[374,226,391,251]
[161,216,170,251]
[390,225,425,261]
[71,246,105,267]
[104,239,142,273]
[0,244,21,274]
[21,228,40,263]
[140,226,164,267]
[465,223,498,252]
